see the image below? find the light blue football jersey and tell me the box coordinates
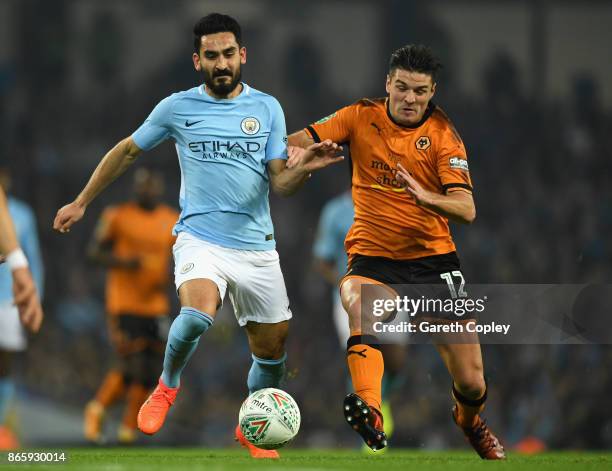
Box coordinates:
[132,83,287,250]
[313,191,354,279]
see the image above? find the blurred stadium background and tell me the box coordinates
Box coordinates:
[1,0,611,451]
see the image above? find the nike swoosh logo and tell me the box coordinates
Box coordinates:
[185,120,204,127]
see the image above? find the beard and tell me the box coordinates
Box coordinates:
[203,67,242,97]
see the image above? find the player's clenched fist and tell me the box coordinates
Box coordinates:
[53,202,86,233]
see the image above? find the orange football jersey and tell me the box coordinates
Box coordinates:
[97,202,179,316]
[306,98,472,260]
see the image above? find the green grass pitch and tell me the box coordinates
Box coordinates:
[2,448,611,470]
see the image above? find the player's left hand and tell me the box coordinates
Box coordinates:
[286,146,302,169]
[396,163,435,206]
[288,139,344,172]
[11,267,44,333]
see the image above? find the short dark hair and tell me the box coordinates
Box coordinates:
[388,44,442,82]
[193,13,242,53]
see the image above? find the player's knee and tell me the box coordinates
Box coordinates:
[250,341,285,360]
[341,284,360,314]
[247,321,288,360]
[454,373,486,399]
[250,332,286,360]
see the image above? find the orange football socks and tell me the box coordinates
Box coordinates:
[95,370,125,407]
[452,383,487,428]
[346,335,384,413]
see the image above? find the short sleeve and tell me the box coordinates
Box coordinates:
[305,105,357,144]
[132,95,175,151]
[313,203,339,261]
[436,129,473,193]
[264,98,288,162]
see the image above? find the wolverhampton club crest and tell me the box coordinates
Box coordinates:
[241,117,260,135]
[415,136,431,150]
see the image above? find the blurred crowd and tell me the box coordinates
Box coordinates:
[1,0,611,450]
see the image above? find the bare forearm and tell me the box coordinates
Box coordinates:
[288,130,314,149]
[271,165,311,196]
[75,137,140,208]
[270,137,342,195]
[0,188,19,254]
[420,191,476,224]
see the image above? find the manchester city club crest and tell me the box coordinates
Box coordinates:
[241,117,260,135]
[180,262,194,274]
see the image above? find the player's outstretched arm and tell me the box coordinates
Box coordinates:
[286,131,315,168]
[53,137,142,233]
[267,140,344,196]
[396,163,476,224]
[0,188,44,332]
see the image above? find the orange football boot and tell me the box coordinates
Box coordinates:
[234,425,280,459]
[343,393,387,451]
[84,400,105,442]
[137,378,178,435]
[0,426,19,450]
[452,405,506,459]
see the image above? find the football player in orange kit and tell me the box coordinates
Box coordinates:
[288,45,505,459]
[84,168,178,443]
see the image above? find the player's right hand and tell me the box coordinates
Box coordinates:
[53,202,86,233]
[12,267,43,333]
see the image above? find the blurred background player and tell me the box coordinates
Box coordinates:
[290,44,505,459]
[53,13,341,459]
[312,189,405,450]
[0,168,44,450]
[83,168,178,444]
[312,190,353,347]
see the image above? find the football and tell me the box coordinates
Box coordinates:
[238,388,301,450]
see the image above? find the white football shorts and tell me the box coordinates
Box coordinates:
[0,301,26,351]
[173,231,292,326]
